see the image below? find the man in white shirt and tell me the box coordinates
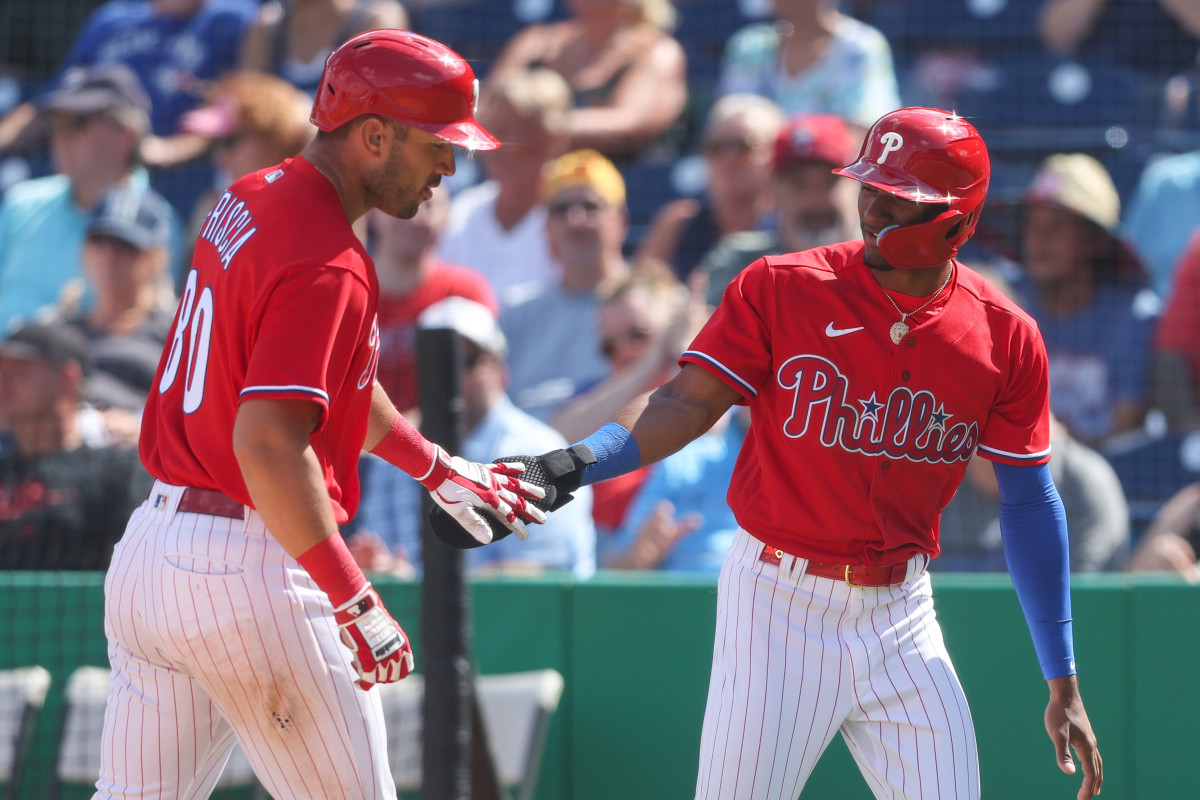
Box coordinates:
[438,68,571,302]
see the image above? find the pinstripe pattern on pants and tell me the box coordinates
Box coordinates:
[695,528,979,800]
[93,481,397,800]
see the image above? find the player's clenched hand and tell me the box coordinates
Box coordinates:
[333,584,414,691]
[420,446,546,544]
[1045,675,1103,799]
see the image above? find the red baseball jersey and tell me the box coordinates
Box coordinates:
[140,156,380,523]
[682,241,1051,565]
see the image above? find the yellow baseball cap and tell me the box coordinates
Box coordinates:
[540,149,626,207]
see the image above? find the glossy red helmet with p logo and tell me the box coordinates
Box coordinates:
[310,29,499,150]
[834,107,989,269]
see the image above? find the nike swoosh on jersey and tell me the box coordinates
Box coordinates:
[825,323,865,337]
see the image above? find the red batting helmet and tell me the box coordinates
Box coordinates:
[310,29,498,151]
[834,107,989,269]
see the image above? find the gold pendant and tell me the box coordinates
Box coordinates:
[889,321,909,344]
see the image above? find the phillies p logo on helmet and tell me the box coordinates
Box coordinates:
[878,132,904,164]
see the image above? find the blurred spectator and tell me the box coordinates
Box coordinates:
[1122,142,1200,300]
[0,65,174,334]
[368,184,496,418]
[351,297,596,578]
[238,0,409,99]
[715,0,900,133]
[700,112,860,306]
[935,415,1130,572]
[605,406,746,572]
[634,94,785,281]
[500,149,631,422]
[178,71,313,248]
[1009,153,1160,448]
[0,320,152,570]
[551,264,708,540]
[1039,0,1200,78]
[0,0,258,218]
[63,187,176,443]
[1152,231,1200,430]
[488,0,687,158]
[1126,480,1200,582]
[438,67,571,302]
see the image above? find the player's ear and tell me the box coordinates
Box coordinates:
[359,115,390,155]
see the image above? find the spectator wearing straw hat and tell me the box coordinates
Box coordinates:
[1009,153,1161,448]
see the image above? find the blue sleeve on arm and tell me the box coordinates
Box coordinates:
[993,461,1076,680]
[573,422,642,486]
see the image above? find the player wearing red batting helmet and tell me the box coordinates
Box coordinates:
[96,30,545,800]
[836,107,990,270]
[493,106,1103,800]
[310,29,499,152]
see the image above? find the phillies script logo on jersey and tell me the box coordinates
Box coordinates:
[357,317,381,390]
[778,355,978,464]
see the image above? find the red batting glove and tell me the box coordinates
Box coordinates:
[419,446,546,544]
[333,584,414,690]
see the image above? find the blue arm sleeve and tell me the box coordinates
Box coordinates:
[993,461,1076,680]
[572,422,642,486]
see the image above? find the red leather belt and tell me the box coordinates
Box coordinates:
[759,544,911,587]
[176,488,246,520]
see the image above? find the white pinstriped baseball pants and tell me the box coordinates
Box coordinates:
[695,529,980,800]
[93,481,397,800]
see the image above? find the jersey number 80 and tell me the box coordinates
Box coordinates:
[159,269,214,414]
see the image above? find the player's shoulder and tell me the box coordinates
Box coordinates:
[200,158,369,278]
[754,240,861,281]
[955,261,1040,334]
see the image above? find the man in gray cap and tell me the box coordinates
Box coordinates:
[0,318,152,569]
[0,63,168,333]
[65,186,177,423]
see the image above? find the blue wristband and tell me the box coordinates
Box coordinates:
[573,422,642,486]
[994,461,1075,679]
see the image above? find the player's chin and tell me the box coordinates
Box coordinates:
[863,245,893,271]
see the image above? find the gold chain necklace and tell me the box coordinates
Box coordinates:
[879,267,953,344]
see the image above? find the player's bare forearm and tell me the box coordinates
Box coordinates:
[233,398,344,559]
[363,382,403,452]
[614,363,740,466]
[1045,674,1103,798]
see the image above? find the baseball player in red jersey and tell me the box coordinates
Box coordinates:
[496,108,1104,799]
[94,30,546,800]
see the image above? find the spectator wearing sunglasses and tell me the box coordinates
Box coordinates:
[550,263,711,547]
[635,94,785,281]
[0,65,178,334]
[500,149,633,423]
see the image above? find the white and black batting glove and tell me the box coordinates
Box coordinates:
[428,444,596,549]
[334,584,414,690]
[419,446,547,545]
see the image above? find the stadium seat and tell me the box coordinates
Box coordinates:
[0,666,50,800]
[673,0,771,84]
[54,666,262,798]
[954,54,1161,154]
[378,669,566,800]
[412,0,568,79]
[1103,431,1200,538]
[620,155,707,251]
[869,0,1042,61]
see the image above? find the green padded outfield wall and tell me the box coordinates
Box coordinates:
[1,572,1197,800]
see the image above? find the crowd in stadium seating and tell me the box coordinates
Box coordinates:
[0,0,1198,578]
